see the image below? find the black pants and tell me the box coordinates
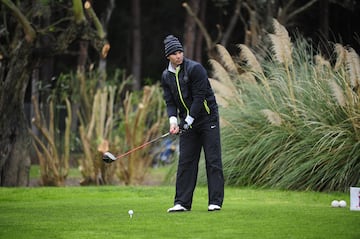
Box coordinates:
[174,113,224,210]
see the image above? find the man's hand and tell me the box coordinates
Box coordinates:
[169,123,179,135]
[185,115,194,126]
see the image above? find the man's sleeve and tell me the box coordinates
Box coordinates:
[189,64,208,118]
[161,71,177,118]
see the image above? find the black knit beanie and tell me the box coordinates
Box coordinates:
[164,35,183,57]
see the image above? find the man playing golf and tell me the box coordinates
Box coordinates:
[161,35,224,212]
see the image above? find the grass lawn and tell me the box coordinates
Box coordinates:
[0,186,359,239]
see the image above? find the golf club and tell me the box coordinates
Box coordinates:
[103,132,170,163]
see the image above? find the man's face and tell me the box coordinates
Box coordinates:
[167,51,184,66]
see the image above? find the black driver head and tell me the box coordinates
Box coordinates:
[103,152,117,163]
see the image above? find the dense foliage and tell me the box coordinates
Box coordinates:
[200,20,360,192]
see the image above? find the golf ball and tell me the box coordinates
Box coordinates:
[339,200,347,208]
[128,209,134,215]
[331,200,339,207]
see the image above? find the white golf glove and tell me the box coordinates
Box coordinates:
[169,116,179,134]
[169,116,178,125]
[185,115,194,126]
[183,115,194,130]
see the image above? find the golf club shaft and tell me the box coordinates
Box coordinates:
[113,132,170,159]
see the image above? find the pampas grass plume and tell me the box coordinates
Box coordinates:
[345,47,360,89]
[215,44,238,74]
[315,55,331,70]
[334,43,346,71]
[238,44,263,74]
[209,59,236,89]
[329,80,346,107]
[269,19,293,65]
[261,109,282,126]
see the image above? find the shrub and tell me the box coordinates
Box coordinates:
[207,19,360,192]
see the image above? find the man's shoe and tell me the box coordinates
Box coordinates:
[208,204,221,211]
[167,204,188,213]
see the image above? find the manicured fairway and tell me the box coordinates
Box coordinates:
[0,186,359,239]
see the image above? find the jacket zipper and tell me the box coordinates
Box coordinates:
[175,66,191,120]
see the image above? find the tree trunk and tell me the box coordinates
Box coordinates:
[30,67,39,143]
[0,41,33,186]
[1,0,108,187]
[184,0,201,60]
[72,40,89,132]
[132,0,141,91]
[220,0,241,47]
[319,0,329,40]
[194,0,206,63]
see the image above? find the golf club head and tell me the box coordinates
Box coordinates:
[103,152,117,163]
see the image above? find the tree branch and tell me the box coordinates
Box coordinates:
[84,1,110,58]
[84,1,105,39]
[286,0,318,23]
[182,2,213,51]
[279,0,318,25]
[72,0,86,24]
[1,0,36,42]
[221,0,241,46]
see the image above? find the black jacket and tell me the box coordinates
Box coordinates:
[161,58,217,121]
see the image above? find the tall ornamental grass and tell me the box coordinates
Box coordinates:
[208,19,360,192]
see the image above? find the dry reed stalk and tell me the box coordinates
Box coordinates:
[97,139,109,153]
[135,86,163,180]
[97,89,108,139]
[79,87,117,185]
[78,125,95,183]
[142,86,157,136]
[77,72,91,121]
[29,96,71,186]
[86,89,107,140]
[104,86,116,138]
[86,91,98,139]
[62,98,72,178]
[329,80,346,107]
[117,85,165,185]
[123,92,133,148]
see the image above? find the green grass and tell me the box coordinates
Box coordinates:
[0,186,359,239]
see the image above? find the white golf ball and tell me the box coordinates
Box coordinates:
[128,209,134,215]
[331,200,339,207]
[338,200,347,208]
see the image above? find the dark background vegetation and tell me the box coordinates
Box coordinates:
[51,0,360,83]
[105,0,359,80]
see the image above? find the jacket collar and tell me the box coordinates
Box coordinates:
[167,58,186,73]
[167,62,177,73]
